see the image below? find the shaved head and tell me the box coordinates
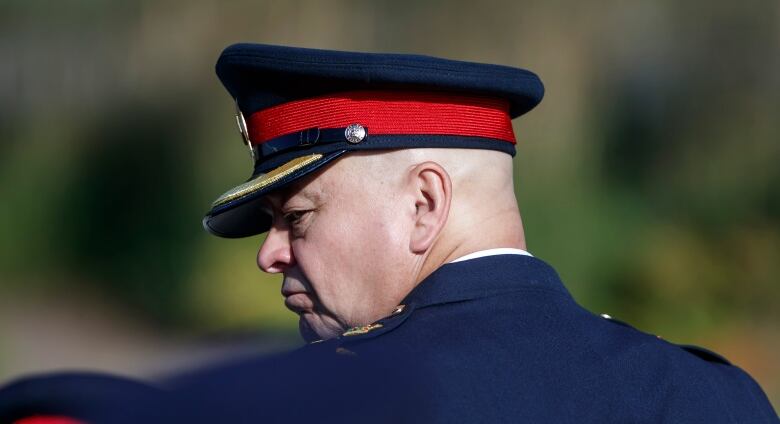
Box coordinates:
[339,148,526,281]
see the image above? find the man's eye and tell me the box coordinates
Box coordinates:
[283,210,309,224]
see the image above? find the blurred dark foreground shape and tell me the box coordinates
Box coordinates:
[0,348,428,424]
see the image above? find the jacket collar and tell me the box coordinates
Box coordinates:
[401,254,570,310]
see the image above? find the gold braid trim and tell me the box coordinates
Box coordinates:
[212,154,323,207]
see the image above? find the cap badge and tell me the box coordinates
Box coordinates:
[344,123,367,144]
[234,101,256,161]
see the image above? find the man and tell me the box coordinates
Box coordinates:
[1,43,776,423]
[197,43,778,422]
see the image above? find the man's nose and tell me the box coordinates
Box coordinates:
[257,227,296,273]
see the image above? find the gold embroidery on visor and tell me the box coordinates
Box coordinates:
[212,153,324,207]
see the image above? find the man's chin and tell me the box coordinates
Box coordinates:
[298,316,322,343]
[298,314,342,343]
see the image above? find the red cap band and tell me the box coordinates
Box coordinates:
[248,90,516,145]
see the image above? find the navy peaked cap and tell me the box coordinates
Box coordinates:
[204,43,544,238]
[217,43,544,119]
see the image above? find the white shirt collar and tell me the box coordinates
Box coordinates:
[449,248,532,264]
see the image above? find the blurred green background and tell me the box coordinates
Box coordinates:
[1,0,778,407]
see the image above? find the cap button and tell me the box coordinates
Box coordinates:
[344,123,367,144]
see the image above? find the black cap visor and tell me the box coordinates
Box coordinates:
[203,150,347,238]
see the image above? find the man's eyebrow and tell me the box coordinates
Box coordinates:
[280,186,322,207]
[260,186,297,210]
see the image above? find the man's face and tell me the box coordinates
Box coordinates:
[257,155,414,342]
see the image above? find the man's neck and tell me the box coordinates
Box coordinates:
[416,231,526,285]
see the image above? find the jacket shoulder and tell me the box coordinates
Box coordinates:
[595,319,778,422]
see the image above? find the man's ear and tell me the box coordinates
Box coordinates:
[408,161,452,253]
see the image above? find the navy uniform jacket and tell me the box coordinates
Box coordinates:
[295,254,777,423]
